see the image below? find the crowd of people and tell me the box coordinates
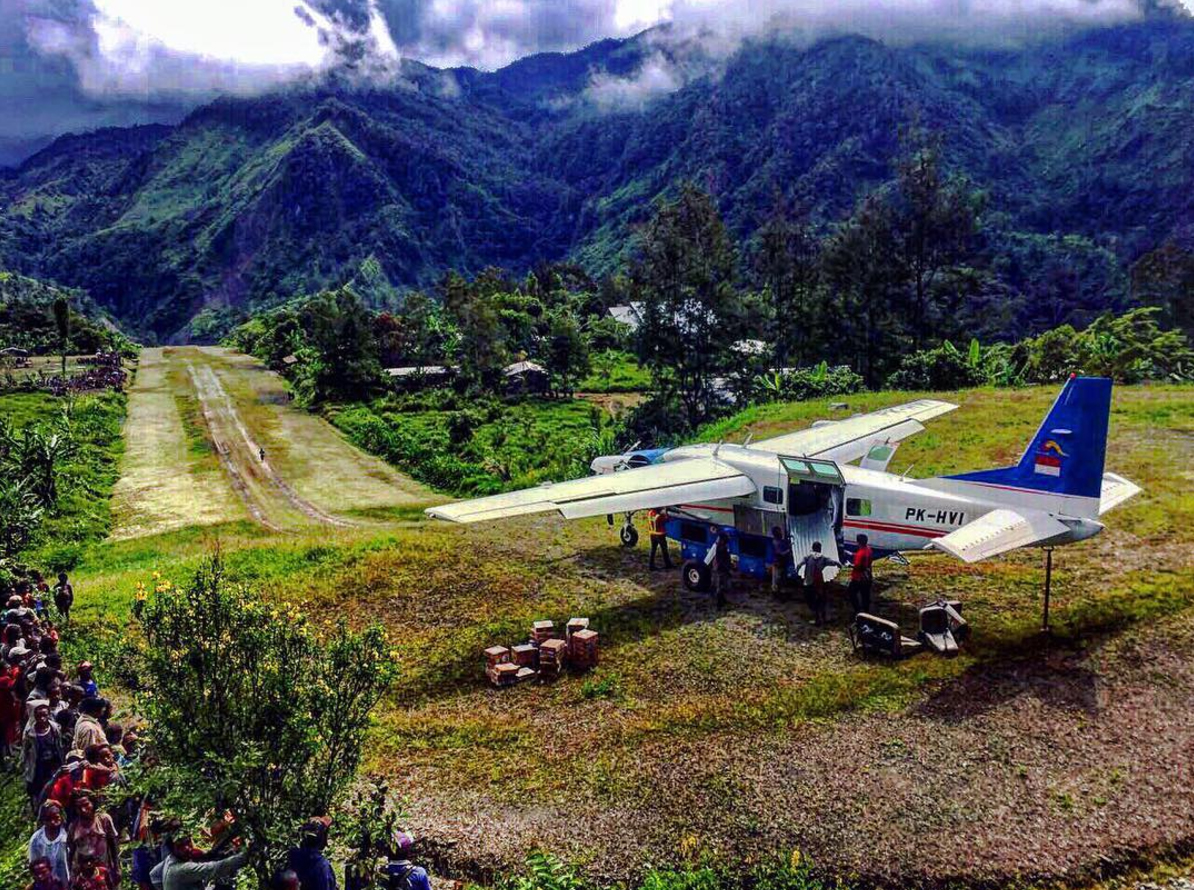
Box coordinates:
[2,573,434,890]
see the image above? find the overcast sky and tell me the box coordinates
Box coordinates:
[2,0,1188,154]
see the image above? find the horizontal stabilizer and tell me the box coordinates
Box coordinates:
[927,508,1069,563]
[1099,472,1141,515]
[427,457,755,523]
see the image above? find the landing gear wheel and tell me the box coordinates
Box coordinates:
[683,560,712,592]
[620,525,639,548]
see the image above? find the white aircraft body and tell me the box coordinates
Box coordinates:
[427,376,1141,591]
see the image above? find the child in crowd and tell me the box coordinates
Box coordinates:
[26,856,66,890]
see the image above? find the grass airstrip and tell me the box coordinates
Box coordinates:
[4,353,1193,887]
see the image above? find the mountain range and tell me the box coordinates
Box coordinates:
[1,13,1192,341]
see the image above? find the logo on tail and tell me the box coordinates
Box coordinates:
[1033,439,1067,477]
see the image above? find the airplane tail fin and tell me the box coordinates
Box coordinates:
[944,376,1111,518]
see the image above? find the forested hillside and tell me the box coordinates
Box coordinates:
[0,271,132,355]
[1,13,1192,341]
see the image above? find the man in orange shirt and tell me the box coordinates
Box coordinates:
[647,509,674,571]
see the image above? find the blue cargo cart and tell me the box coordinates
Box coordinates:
[664,515,785,592]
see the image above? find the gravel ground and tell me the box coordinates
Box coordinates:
[401,605,1194,887]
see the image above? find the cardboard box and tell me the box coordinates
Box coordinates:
[487,662,519,687]
[569,629,599,669]
[566,617,590,639]
[484,646,511,665]
[511,644,538,667]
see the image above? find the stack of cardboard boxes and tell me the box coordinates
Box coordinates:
[483,617,600,687]
[569,629,599,670]
[484,646,518,687]
[538,639,568,680]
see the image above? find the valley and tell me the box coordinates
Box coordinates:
[62,372,1194,885]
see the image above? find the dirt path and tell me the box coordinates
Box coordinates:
[112,346,432,538]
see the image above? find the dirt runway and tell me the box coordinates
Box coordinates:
[112,347,431,538]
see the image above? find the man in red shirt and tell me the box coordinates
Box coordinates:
[848,534,875,615]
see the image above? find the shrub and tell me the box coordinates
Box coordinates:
[502,852,586,890]
[126,551,399,883]
[579,673,621,700]
[885,340,988,391]
[623,391,697,446]
[749,852,827,890]
[751,362,865,404]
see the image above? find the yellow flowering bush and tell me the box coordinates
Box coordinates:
[127,549,398,882]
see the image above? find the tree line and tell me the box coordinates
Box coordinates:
[226,127,1192,438]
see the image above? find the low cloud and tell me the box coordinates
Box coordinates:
[584,53,683,109]
[2,0,1178,155]
[664,0,1146,48]
[14,0,404,100]
[574,0,1152,113]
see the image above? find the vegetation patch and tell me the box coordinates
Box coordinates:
[0,388,126,569]
[333,395,615,497]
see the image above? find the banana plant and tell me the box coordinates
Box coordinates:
[0,477,43,557]
[967,337,982,369]
[754,370,785,401]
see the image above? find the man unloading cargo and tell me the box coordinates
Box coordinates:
[647,508,673,571]
[797,542,841,626]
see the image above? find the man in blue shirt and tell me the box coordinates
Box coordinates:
[286,817,337,890]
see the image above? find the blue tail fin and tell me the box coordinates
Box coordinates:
[947,376,1111,505]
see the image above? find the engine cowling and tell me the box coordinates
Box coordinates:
[590,448,670,475]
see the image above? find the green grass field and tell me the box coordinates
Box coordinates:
[4,380,1193,888]
[579,350,653,393]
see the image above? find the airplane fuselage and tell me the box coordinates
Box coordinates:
[653,444,1102,560]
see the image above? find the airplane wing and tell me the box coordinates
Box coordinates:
[426,457,756,524]
[1099,472,1141,515]
[751,399,958,463]
[926,507,1069,563]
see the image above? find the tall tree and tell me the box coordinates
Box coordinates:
[544,308,590,397]
[296,287,382,404]
[755,194,822,368]
[1131,238,1194,340]
[890,129,982,347]
[51,297,70,375]
[633,184,744,428]
[398,291,450,367]
[821,193,908,387]
[442,272,508,389]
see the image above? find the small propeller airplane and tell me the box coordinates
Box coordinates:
[427,376,1141,596]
